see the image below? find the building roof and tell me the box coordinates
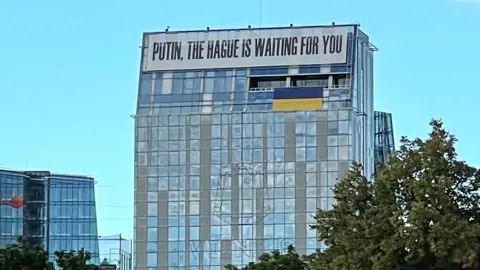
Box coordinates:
[0,167,94,181]
[143,23,359,35]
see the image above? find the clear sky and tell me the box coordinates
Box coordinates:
[1,0,479,240]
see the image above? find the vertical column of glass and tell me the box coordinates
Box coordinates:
[164,115,187,269]
[233,70,246,112]
[264,112,275,252]
[221,113,232,265]
[187,115,201,270]
[0,174,24,247]
[84,181,99,263]
[207,114,223,270]
[48,179,62,260]
[143,115,158,270]
[240,113,254,266]
[252,112,266,260]
[297,111,318,255]
[134,116,148,269]
[230,114,242,267]
[137,73,153,115]
[208,70,233,113]
[373,112,395,168]
[264,112,291,253]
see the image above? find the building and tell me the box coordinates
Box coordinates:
[0,169,100,264]
[133,24,379,270]
[373,111,395,171]
[98,234,132,270]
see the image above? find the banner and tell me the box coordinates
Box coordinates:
[143,26,349,71]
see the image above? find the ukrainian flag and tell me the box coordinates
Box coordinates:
[272,87,323,111]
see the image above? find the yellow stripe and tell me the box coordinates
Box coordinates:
[272,98,323,111]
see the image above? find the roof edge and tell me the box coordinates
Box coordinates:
[143,23,360,35]
[0,168,94,181]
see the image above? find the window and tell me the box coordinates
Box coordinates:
[139,73,152,96]
[332,74,350,87]
[291,75,328,87]
[147,203,157,216]
[249,76,287,90]
[147,252,157,267]
[147,192,157,202]
[147,227,157,241]
[147,216,157,227]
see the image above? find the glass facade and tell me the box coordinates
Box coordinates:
[134,25,377,270]
[374,111,395,170]
[0,169,100,265]
[0,171,25,247]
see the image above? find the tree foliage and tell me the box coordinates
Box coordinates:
[228,120,480,270]
[0,236,100,270]
[0,236,53,270]
[225,245,308,270]
[312,119,480,270]
[55,249,100,270]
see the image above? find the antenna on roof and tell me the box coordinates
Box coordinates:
[259,0,262,27]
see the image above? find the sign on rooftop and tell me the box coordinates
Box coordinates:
[142,26,349,71]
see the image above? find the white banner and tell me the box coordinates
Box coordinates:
[143,26,349,71]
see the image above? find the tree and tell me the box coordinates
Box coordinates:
[0,236,54,270]
[225,245,308,270]
[55,248,100,270]
[312,120,480,270]
[0,236,100,270]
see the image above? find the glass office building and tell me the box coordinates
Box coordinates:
[0,169,100,264]
[98,234,133,270]
[134,24,379,270]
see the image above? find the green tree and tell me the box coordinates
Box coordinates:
[312,120,480,270]
[0,236,54,270]
[225,245,308,270]
[303,249,334,270]
[55,248,100,270]
[311,162,371,269]
[0,236,100,270]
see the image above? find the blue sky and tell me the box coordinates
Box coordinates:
[1,0,479,240]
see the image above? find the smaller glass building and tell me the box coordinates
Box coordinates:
[373,111,395,172]
[0,169,100,264]
[98,234,133,270]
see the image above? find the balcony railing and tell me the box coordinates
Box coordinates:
[248,87,274,92]
[329,84,350,89]
[248,83,351,92]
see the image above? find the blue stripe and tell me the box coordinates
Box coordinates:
[298,65,320,74]
[331,65,348,73]
[273,87,323,99]
[250,67,289,75]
